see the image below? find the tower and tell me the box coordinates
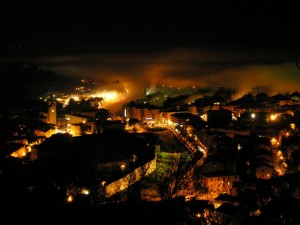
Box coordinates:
[47,95,57,125]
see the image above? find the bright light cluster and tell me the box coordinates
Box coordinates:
[95,91,119,102]
[56,89,128,108]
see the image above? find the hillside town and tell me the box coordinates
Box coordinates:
[1,71,300,224]
[2,4,300,224]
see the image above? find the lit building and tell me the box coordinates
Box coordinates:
[70,124,82,136]
[34,126,56,138]
[124,103,161,123]
[170,112,202,125]
[255,164,273,179]
[202,171,240,195]
[47,98,57,125]
[65,114,96,135]
[66,113,90,124]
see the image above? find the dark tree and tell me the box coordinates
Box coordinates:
[128,118,139,126]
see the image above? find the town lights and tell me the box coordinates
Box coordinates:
[67,195,73,203]
[81,188,89,195]
[101,181,106,187]
[120,163,126,171]
[271,138,278,147]
[237,144,242,151]
[195,212,201,218]
[270,114,277,121]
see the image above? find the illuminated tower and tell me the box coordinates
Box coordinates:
[47,95,57,125]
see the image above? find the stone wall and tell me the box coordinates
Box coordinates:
[104,158,156,198]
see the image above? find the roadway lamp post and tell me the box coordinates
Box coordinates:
[97,180,106,204]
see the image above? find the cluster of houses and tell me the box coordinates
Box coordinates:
[1,89,300,224]
[2,90,300,186]
[124,91,300,199]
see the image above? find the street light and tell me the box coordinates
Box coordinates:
[120,163,126,171]
[101,181,106,187]
[67,195,73,203]
[195,212,201,218]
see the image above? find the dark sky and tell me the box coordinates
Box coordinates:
[1,4,300,110]
[1,5,299,56]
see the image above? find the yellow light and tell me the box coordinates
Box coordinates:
[237,144,242,150]
[97,91,117,101]
[67,195,73,202]
[120,164,126,170]
[277,151,282,156]
[255,209,261,216]
[271,138,277,147]
[81,188,89,195]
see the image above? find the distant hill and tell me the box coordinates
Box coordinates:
[0,62,79,110]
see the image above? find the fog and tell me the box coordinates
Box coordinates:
[20,47,300,112]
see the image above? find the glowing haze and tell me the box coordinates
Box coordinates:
[23,47,300,112]
[2,5,300,114]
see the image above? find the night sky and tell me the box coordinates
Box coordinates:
[1,5,300,105]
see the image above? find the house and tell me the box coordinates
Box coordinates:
[214,193,240,207]
[255,163,273,179]
[34,126,56,138]
[124,103,161,123]
[202,171,240,195]
[201,158,224,173]
[170,112,202,125]
[0,142,34,159]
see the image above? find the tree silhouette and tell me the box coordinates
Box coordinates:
[155,152,204,200]
[128,118,139,126]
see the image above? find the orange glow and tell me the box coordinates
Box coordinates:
[277,150,282,156]
[96,91,118,102]
[120,163,126,170]
[271,138,277,147]
[81,188,89,195]
[270,114,277,121]
[67,195,73,202]
[33,48,300,107]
